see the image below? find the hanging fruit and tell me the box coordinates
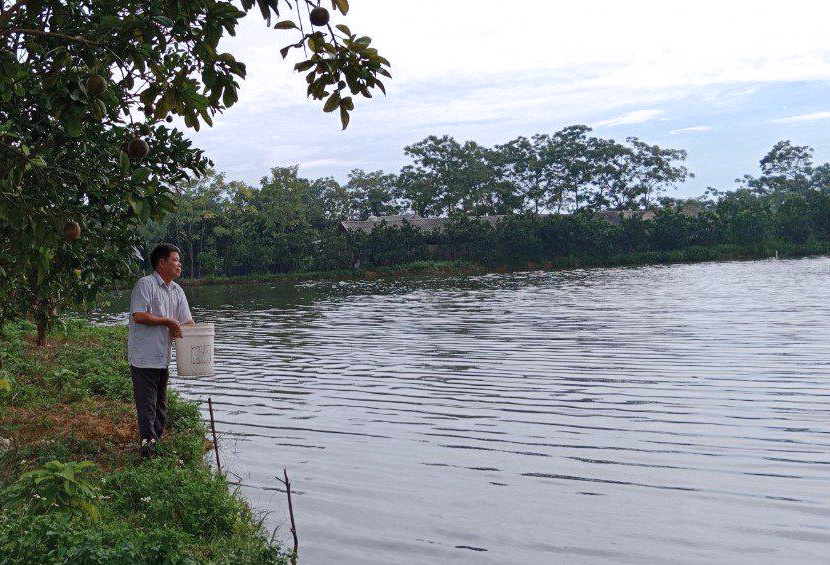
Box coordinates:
[63,220,81,239]
[310,7,330,26]
[127,138,150,160]
[85,75,107,96]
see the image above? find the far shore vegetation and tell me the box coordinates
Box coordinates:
[138,135,830,284]
[174,240,830,289]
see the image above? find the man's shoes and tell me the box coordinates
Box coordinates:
[139,438,157,459]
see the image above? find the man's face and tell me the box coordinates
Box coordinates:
[159,251,183,279]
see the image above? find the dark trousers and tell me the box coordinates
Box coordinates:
[130,365,169,442]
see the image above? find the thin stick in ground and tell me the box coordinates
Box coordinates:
[282,467,299,562]
[207,397,221,473]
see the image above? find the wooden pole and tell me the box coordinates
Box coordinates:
[208,397,221,473]
[284,468,298,563]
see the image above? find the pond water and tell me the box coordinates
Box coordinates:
[99,257,830,564]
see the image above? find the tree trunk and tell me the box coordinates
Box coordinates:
[199,220,207,278]
[36,321,46,347]
[188,240,195,279]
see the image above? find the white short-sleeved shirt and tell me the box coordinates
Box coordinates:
[128,271,193,369]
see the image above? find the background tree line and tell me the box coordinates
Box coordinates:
[141,131,830,278]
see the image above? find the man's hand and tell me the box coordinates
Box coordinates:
[132,312,184,338]
[166,318,183,339]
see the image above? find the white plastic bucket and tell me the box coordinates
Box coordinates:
[175,323,215,377]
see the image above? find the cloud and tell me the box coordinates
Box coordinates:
[669,125,713,135]
[769,111,830,124]
[593,109,666,128]
[184,0,830,197]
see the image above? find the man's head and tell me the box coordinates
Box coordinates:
[150,243,182,281]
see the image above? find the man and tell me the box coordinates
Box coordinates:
[128,243,194,458]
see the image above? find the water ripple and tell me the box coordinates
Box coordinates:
[98,257,830,564]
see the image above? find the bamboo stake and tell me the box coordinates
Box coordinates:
[207,397,221,473]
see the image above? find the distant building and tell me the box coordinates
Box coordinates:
[339,214,505,234]
[339,206,702,233]
[598,210,656,226]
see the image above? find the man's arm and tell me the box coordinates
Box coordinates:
[132,311,184,338]
[130,278,186,338]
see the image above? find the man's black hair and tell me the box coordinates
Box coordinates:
[150,243,181,269]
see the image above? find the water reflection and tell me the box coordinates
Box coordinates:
[97,257,830,564]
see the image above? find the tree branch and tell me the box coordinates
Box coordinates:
[0,0,26,28]
[1,28,97,45]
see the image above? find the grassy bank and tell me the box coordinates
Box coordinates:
[0,320,289,564]
[175,241,830,288]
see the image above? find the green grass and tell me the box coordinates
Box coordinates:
[0,320,289,564]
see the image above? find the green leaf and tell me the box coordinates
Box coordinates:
[333,0,349,15]
[222,87,238,107]
[157,194,177,212]
[120,151,131,174]
[323,91,340,112]
[64,113,84,137]
[294,60,314,72]
[154,15,175,26]
[274,20,298,30]
[202,66,216,87]
[133,167,151,183]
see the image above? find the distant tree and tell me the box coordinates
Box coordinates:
[623,137,692,208]
[495,135,548,213]
[460,142,519,215]
[313,176,350,223]
[402,135,510,216]
[742,141,814,195]
[171,172,227,278]
[776,191,815,243]
[544,125,596,212]
[584,136,632,210]
[810,163,830,193]
[714,189,773,245]
[346,169,400,219]
[401,135,466,216]
[397,164,440,217]
[759,141,813,193]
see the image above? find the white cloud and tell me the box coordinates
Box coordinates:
[770,111,830,124]
[208,0,830,115]
[669,125,714,135]
[185,0,830,194]
[345,0,830,86]
[593,109,666,128]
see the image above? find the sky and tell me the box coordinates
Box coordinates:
[188,0,830,198]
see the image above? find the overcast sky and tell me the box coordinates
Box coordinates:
[188,0,830,197]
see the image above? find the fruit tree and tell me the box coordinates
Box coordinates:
[0,0,390,343]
